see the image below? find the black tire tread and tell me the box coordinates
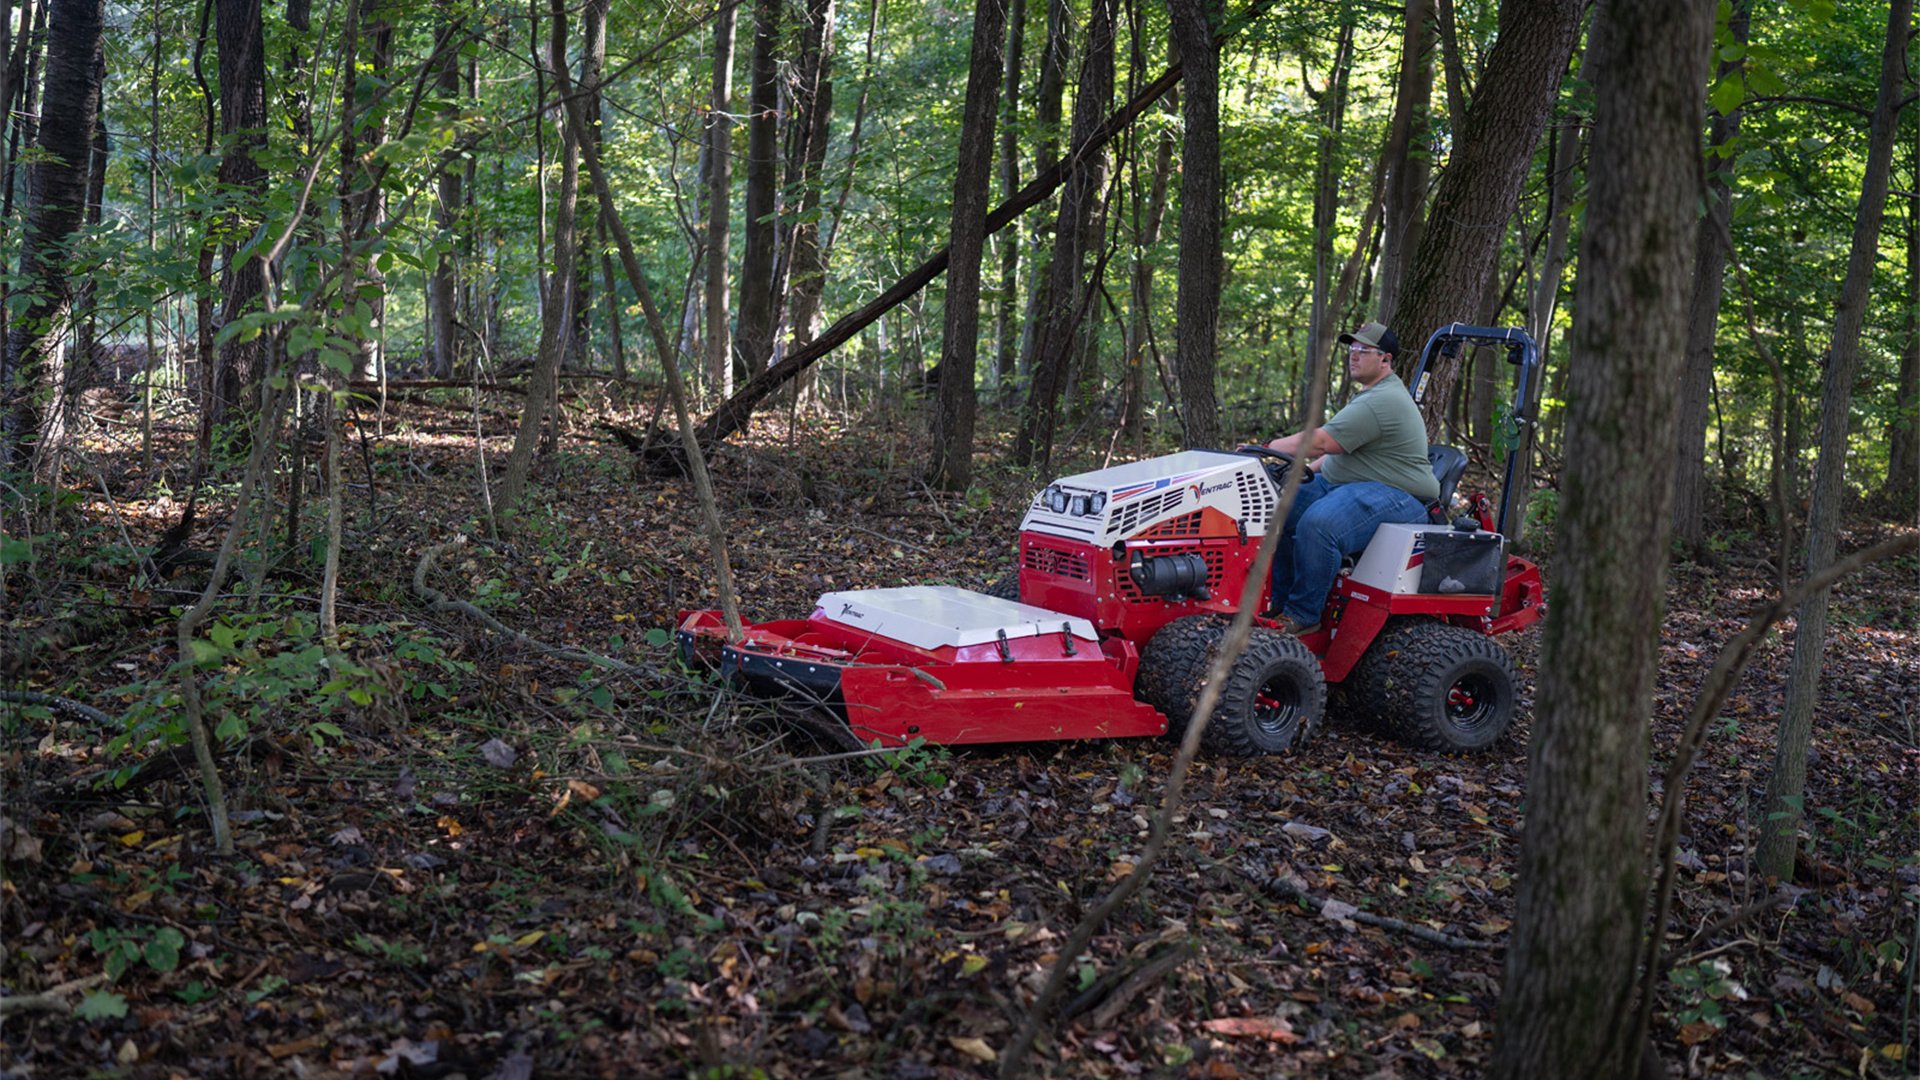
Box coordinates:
[1346,619,1516,752]
[1136,615,1230,739]
[1200,627,1326,756]
[984,571,1021,601]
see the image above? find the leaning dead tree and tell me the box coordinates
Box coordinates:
[643,0,1278,465]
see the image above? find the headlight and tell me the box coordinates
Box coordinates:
[1047,486,1069,513]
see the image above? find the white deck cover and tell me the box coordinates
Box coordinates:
[815,586,1098,651]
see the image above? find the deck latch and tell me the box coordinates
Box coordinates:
[995,628,1013,663]
[1060,622,1076,656]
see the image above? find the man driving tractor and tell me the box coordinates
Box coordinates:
[1264,321,1439,634]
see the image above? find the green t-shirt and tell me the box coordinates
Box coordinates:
[1318,375,1439,501]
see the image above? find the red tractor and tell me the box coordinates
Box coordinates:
[678,325,1547,755]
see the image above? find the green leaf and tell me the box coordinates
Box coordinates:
[75,990,130,1020]
[1709,75,1744,116]
[0,535,32,564]
[645,628,671,647]
[145,928,185,972]
[1717,43,1746,62]
[1746,65,1785,96]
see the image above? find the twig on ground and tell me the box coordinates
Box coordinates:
[0,974,109,1017]
[0,690,115,727]
[410,538,650,676]
[1243,867,1494,951]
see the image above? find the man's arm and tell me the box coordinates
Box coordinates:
[1267,428,1349,457]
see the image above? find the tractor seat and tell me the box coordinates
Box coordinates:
[1427,445,1469,523]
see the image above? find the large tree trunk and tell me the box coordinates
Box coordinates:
[569,0,607,370]
[208,0,268,435]
[1755,0,1911,882]
[1887,143,1919,513]
[780,0,837,398]
[929,0,1008,490]
[1672,0,1750,559]
[1014,0,1115,468]
[1122,80,1176,448]
[1307,25,1355,403]
[704,3,737,400]
[1014,0,1070,388]
[735,0,780,382]
[1487,0,1712,1075]
[497,4,581,513]
[1163,0,1222,450]
[1375,0,1431,325]
[1393,0,1583,437]
[0,0,101,466]
[992,0,1027,394]
[429,11,463,377]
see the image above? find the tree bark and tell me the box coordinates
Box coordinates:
[0,0,100,466]
[1163,0,1222,451]
[735,0,780,381]
[1488,0,1713,1075]
[1307,25,1355,406]
[208,0,268,434]
[1393,0,1583,438]
[1375,0,1431,325]
[497,2,581,513]
[1755,0,1911,882]
[705,1,737,399]
[992,0,1027,394]
[1122,80,1176,447]
[780,0,837,397]
[429,10,463,377]
[1672,0,1750,559]
[1014,0,1116,468]
[929,0,1008,490]
[1887,134,1919,513]
[1015,0,1070,387]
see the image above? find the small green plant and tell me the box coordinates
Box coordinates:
[1667,958,1745,1031]
[88,925,185,979]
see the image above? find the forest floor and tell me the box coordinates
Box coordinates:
[2,386,1917,1079]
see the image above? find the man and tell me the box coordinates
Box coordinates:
[1263,321,1437,633]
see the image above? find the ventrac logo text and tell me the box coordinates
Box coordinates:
[1197,479,1236,496]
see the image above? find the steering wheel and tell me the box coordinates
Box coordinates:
[1235,444,1295,467]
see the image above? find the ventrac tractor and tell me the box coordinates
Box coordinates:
[678,325,1547,755]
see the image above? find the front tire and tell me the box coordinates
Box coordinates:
[984,571,1020,601]
[1200,627,1326,756]
[1136,615,1229,739]
[1344,619,1517,752]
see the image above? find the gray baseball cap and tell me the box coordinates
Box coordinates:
[1338,321,1400,358]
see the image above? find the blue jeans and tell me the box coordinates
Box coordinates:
[1268,475,1431,623]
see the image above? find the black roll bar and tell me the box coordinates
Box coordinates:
[1406,323,1541,538]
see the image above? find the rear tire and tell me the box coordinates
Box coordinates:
[1200,628,1325,756]
[1344,619,1516,752]
[1136,615,1229,739]
[984,571,1020,601]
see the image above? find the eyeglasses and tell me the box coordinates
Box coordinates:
[1347,343,1381,355]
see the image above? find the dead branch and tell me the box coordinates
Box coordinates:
[1244,868,1495,951]
[0,690,114,727]
[410,538,652,676]
[0,974,109,1017]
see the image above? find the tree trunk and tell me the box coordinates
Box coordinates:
[1488,0,1713,1075]
[1375,0,1431,325]
[781,0,837,399]
[207,0,268,435]
[0,0,100,466]
[929,0,1008,490]
[1393,0,1583,438]
[705,2,737,400]
[569,0,607,370]
[1014,0,1115,468]
[1307,25,1354,407]
[1672,0,1750,559]
[66,50,106,417]
[1164,0,1222,451]
[1755,0,1911,882]
[735,0,780,381]
[498,4,581,513]
[1123,80,1176,448]
[429,11,463,377]
[1015,0,1070,387]
[992,0,1027,394]
[1887,135,1919,513]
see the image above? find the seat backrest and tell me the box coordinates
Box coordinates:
[1428,445,1469,511]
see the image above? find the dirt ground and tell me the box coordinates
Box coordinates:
[3,391,1915,1078]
